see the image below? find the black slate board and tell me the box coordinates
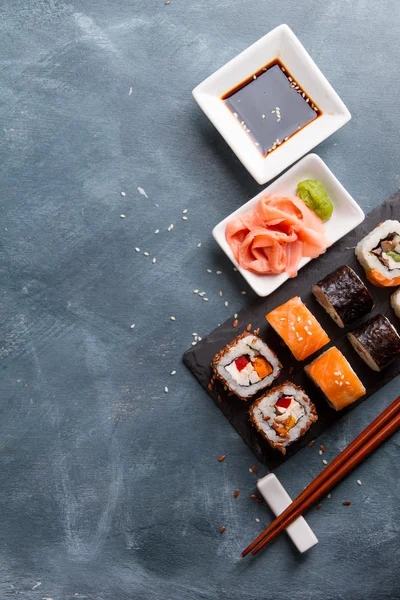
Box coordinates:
[183,192,400,469]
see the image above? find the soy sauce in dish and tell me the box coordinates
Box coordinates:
[222,59,321,156]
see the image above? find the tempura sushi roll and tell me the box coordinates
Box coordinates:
[391,288,400,319]
[266,296,330,361]
[305,347,366,411]
[212,332,281,400]
[355,220,400,287]
[347,314,400,371]
[249,382,318,455]
[312,266,374,328]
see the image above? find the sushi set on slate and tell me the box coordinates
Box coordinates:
[185,24,400,472]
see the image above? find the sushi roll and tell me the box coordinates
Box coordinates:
[391,288,400,319]
[249,382,318,455]
[347,314,400,371]
[305,347,366,411]
[312,266,374,328]
[355,220,400,287]
[212,332,281,400]
[266,296,330,361]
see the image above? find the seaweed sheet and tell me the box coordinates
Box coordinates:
[183,192,400,469]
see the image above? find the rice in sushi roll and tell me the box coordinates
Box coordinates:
[212,332,281,400]
[347,314,400,371]
[312,265,374,328]
[249,382,318,455]
[355,220,400,287]
[391,288,400,319]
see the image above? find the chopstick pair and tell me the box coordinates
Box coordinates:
[242,395,400,557]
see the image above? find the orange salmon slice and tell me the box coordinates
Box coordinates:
[266,296,329,361]
[306,346,366,411]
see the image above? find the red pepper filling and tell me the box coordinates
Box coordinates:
[275,396,292,410]
[234,355,249,371]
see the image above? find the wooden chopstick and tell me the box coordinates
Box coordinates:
[251,409,400,555]
[242,395,400,558]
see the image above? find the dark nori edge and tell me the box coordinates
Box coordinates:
[313,265,374,326]
[348,314,400,370]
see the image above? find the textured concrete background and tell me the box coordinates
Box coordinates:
[0,1,399,599]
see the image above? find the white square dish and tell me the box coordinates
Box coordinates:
[193,24,351,185]
[212,153,365,297]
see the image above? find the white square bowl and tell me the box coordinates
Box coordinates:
[212,153,365,297]
[193,24,351,185]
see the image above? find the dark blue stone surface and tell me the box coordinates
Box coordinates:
[0,1,398,598]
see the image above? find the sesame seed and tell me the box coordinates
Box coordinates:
[306,98,310,102]
[233,267,238,272]
[319,450,323,455]
[271,110,275,114]
[194,336,198,341]
[197,243,201,248]
[183,209,188,214]
[198,337,202,341]
[280,318,286,321]
[327,493,332,499]
[171,370,176,375]
[224,301,228,307]
[182,216,188,220]
[216,271,222,275]
[339,382,343,386]
[199,292,205,297]
[219,291,223,297]
[345,381,350,385]
[203,298,208,302]
[253,75,257,80]
[135,247,140,252]
[168,224,174,231]
[121,191,126,197]
[207,269,212,273]
[154,229,159,234]
[233,112,238,118]
[291,326,296,331]
[307,331,312,336]
[255,518,260,523]
[322,459,328,465]
[192,341,196,345]
[334,380,339,385]
[261,114,266,119]
[357,480,362,486]
[304,325,309,331]
[130,324,135,329]
[297,316,301,322]
[170,316,176,321]
[241,291,246,295]
[307,320,312,325]
[298,337,303,341]
[193,290,199,294]
[192,333,197,336]
[152,257,156,264]
[164,387,168,393]
[120,214,126,219]
[334,372,340,376]
[341,375,345,379]
[284,136,289,141]
[234,313,238,319]
[143,252,149,256]
[288,77,293,82]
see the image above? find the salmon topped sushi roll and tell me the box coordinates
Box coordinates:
[266,296,330,361]
[305,346,366,411]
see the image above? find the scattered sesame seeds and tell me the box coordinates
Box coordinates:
[241,291,246,295]
[307,331,313,336]
[316,503,323,511]
[255,518,260,523]
[234,489,240,499]
[193,289,199,294]
[297,316,301,322]
[220,526,226,534]
[164,387,168,393]
[192,341,196,345]
[207,269,212,273]
[171,370,176,375]
[233,267,238,272]
[170,316,176,321]
[120,214,126,219]
[319,450,323,456]
[130,324,135,329]
[334,372,340,376]
[327,493,332,499]
[253,75,257,80]
[182,216,188,220]
[334,380,339,385]
[233,112,238,118]
[320,445,326,453]
[135,247,140,252]
[203,298,209,302]
[137,186,148,198]
[345,381,350,385]
[197,243,201,248]
[307,320,312,325]
[322,459,328,465]
[261,114,266,119]
[154,229,159,234]
[182,209,188,214]
[219,291,223,297]
[152,257,156,264]
[298,337,304,341]
[342,501,351,506]
[120,191,126,197]
[143,252,149,256]
[199,292,205,297]
[218,455,226,462]
[216,271,222,275]
[129,87,133,95]
[271,110,275,114]
[224,301,228,307]
[165,1,170,4]
[357,480,362,486]
[234,313,238,319]
[168,224,174,231]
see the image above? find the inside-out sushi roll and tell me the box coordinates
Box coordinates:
[266,296,330,361]
[347,314,400,371]
[305,346,366,410]
[312,265,374,328]
[355,220,400,287]
[249,382,318,455]
[390,288,400,319]
[212,332,281,400]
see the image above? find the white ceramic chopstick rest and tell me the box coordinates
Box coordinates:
[257,473,318,553]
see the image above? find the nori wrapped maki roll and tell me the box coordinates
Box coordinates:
[347,314,400,371]
[312,266,374,328]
